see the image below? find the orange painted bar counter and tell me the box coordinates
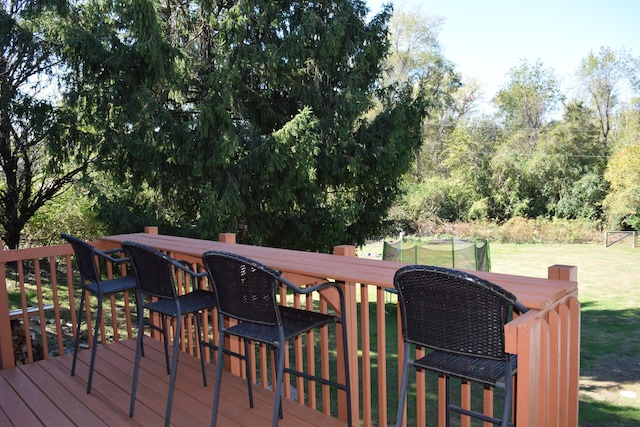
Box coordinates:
[100,229,580,427]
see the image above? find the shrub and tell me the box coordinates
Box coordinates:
[21,191,107,247]
[389,218,601,244]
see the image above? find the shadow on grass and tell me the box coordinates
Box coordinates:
[578,398,640,427]
[580,302,640,384]
[579,301,640,426]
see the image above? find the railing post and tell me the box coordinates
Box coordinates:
[548,265,577,282]
[218,233,236,244]
[548,264,580,427]
[144,226,158,234]
[0,239,14,369]
[333,244,359,425]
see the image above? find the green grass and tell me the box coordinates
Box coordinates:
[359,240,640,426]
[490,243,640,427]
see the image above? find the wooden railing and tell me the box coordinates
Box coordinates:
[0,241,136,369]
[0,229,580,426]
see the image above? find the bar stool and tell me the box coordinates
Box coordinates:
[394,265,527,427]
[123,241,218,427]
[62,233,138,394]
[202,250,354,427]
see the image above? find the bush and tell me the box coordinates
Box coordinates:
[493,217,601,243]
[389,218,602,244]
[389,178,478,230]
[21,190,107,247]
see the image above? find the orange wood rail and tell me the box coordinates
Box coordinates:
[0,230,580,426]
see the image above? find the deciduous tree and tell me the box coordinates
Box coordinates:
[0,0,87,249]
[603,144,640,229]
[384,5,463,179]
[578,46,632,150]
[603,101,640,228]
[494,59,563,152]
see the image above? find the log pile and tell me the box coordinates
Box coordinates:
[11,319,44,364]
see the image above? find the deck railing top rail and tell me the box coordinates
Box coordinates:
[99,232,577,311]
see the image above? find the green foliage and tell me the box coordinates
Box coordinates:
[0,1,88,249]
[0,0,95,248]
[86,170,196,237]
[55,0,431,252]
[389,176,476,232]
[494,59,564,139]
[555,173,607,221]
[442,121,494,215]
[390,91,614,230]
[603,144,640,229]
[7,2,640,248]
[385,7,463,180]
[531,102,606,219]
[22,190,106,246]
[493,217,600,243]
[578,46,633,146]
[489,148,538,219]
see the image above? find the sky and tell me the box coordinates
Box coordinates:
[366,0,639,110]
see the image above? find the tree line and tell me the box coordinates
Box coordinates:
[386,8,640,237]
[1,1,639,251]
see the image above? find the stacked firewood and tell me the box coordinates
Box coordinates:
[11,319,44,364]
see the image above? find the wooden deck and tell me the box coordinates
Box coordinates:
[0,338,346,427]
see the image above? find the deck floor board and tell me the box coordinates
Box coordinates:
[0,339,347,427]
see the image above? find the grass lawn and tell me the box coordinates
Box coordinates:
[491,242,640,427]
[359,240,640,426]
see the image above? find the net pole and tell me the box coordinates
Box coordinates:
[474,242,478,270]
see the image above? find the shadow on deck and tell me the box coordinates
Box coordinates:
[0,338,346,426]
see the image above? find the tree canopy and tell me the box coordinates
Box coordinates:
[53,0,432,252]
[4,3,640,248]
[0,0,88,249]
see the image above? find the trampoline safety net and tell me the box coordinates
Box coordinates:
[382,238,491,271]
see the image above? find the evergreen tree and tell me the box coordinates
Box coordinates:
[59,1,431,251]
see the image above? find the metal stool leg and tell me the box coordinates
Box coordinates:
[196,312,208,386]
[161,315,170,374]
[86,293,103,393]
[211,326,226,427]
[244,339,254,408]
[272,344,284,427]
[71,288,86,378]
[164,320,181,427]
[129,311,145,417]
[395,343,411,427]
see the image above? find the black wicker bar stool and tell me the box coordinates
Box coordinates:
[123,241,218,427]
[202,250,353,427]
[62,233,138,394]
[394,265,527,427]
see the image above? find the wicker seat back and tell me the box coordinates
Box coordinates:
[123,241,178,301]
[394,265,517,361]
[62,233,101,283]
[202,251,282,326]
